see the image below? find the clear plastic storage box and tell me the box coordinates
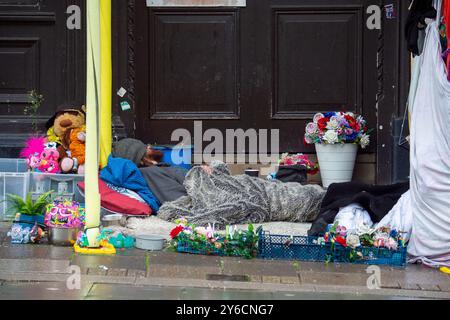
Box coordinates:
[29,172,84,203]
[0,159,29,221]
[0,159,85,221]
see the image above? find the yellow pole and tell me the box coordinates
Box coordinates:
[99,0,112,169]
[85,0,102,247]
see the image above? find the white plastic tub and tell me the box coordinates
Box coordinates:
[135,234,166,251]
[315,143,358,188]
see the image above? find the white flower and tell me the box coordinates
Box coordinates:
[356,224,375,236]
[360,134,370,149]
[313,113,324,124]
[326,119,340,130]
[306,122,318,134]
[346,234,361,249]
[323,130,339,144]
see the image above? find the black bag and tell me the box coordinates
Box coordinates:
[276,165,307,185]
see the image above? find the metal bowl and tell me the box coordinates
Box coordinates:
[102,214,123,227]
[135,234,166,251]
[244,169,260,177]
[48,227,79,247]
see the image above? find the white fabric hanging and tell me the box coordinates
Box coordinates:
[408,0,450,267]
[376,191,413,242]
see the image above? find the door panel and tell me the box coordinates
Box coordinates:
[273,9,361,118]
[150,11,239,119]
[135,0,378,153]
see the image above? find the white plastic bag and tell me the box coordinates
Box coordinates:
[408,14,450,267]
[334,204,373,232]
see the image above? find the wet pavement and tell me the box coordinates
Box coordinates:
[0,223,449,300]
[0,281,418,300]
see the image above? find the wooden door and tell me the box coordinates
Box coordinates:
[0,0,85,157]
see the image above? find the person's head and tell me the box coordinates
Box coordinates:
[112,138,164,167]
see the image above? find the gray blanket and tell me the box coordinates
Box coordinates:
[158,161,325,227]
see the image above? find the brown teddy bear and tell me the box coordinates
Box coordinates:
[46,103,86,174]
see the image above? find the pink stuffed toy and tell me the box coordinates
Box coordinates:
[38,143,61,174]
[20,137,46,171]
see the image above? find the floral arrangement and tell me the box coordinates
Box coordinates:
[304,112,371,148]
[315,222,407,263]
[170,218,262,259]
[278,153,319,175]
[45,200,85,229]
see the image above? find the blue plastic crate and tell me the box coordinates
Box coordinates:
[258,231,407,267]
[177,241,225,257]
[333,244,407,267]
[176,238,258,258]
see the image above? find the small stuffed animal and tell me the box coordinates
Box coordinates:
[45,103,86,174]
[38,143,61,174]
[20,136,46,171]
[60,126,86,174]
[8,223,31,244]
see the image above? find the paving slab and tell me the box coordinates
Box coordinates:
[299,271,369,287]
[418,283,441,292]
[147,251,222,268]
[146,264,221,280]
[71,254,146,271]
[125,269,144,277]
[222,258,298,278]
[107,268,128,277]
[0,245,51,259]
[86,283,182,300]
[0,259,70,274]
[0,281,92,300]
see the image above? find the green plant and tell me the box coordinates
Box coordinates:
[24,90,44,133]
[4,191,53,216]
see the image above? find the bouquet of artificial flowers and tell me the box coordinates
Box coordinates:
[316,222,407,263]
[304,112,371,148]
[278,153,319,175]
[170,218,261,259]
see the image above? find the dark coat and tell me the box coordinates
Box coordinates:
[308,181,409,236]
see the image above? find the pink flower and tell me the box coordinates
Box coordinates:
[313,113,325,123]
[306,122,318,135]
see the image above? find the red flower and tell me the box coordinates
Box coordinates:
[345,115,357,129]
[308,167,319,176]
[170,226,184,239]
[317,117,330,131]
[335,236,347,247]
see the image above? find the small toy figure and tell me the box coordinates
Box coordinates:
[20,136,46,171]
[8,223,31,244]
[38,143,61,174]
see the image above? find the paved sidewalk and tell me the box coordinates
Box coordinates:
[0,223,449,300]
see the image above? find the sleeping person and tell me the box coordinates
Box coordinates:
[104,138,325,227]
